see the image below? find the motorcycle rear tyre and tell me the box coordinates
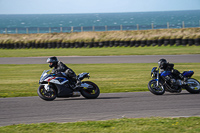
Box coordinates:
[185,78,200,94]
[37,85,57,101]
[80,81,100,99]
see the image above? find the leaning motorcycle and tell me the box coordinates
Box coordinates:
[148,67,200,95]
[37,70,100,101]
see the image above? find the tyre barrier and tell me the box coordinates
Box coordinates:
[164,39,169,46]
[170,39,175,46]
[188,39,194,46]
[175,39,182,46]
[158,39,164,46]
[146,40,152,46]
[0,38,199,49]
[182,39,188,46]
[135,40,140,47]
[195,38,200,46]
[151,40,157,47]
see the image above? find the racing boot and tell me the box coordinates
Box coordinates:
[71,80,81,90]
[179,73,184,79]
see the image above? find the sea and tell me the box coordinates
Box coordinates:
[0,10,200,34]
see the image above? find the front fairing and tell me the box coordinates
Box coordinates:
[39,70,52,84]
[39,70,69,85]
[151,67,157,73]
[151,67,158,78]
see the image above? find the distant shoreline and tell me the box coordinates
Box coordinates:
[0,9,200,15]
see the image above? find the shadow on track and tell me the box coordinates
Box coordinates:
[53,96,122,101]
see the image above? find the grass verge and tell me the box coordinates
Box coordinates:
[0,45,200,57]
[0,117,200,133]
[0,63,199,98]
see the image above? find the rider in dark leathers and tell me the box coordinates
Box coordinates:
[158,58,184,79]
[47,56,80,88]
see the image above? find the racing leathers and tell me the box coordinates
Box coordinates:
[52,61,77,87]
[160,62,184,80]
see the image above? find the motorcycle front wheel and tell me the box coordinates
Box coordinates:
[80,81,100,99]
[37,85,57,101]
[185,78,200,94]
[148,80,165,95]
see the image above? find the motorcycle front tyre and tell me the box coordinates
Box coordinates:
[37,85,57,101]
[148,80,165,95]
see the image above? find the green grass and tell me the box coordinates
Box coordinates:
[0,63,199,98]
[0,117,200,133]
[0,45,200,57]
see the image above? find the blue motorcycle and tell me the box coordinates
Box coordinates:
[148,67,200,95]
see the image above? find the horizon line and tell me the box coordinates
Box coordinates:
[0,9,200,15]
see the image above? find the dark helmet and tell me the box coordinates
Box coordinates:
[158,58,167,69]
[47,56,58,68]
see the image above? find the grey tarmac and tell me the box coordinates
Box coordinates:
[0,91,200,126]
[0,54,200,64]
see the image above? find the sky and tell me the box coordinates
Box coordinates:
[0,0,200,14]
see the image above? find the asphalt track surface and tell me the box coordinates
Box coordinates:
[0,54,200,64]
[1,91,200,126]
[0,55,200,126]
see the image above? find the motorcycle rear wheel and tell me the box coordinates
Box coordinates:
[148,80,165,95]
[80,81,100,99]
[185,78,200,94]
[37,85,57,101]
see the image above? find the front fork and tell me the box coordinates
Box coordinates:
[156,68,160,86]
[44,82,50,92]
